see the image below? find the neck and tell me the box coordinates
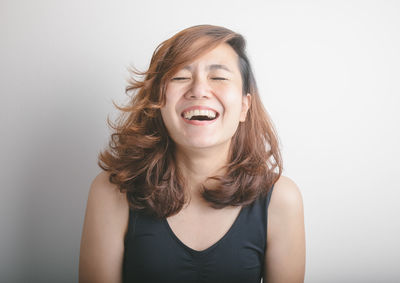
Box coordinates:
[175,142,231,203]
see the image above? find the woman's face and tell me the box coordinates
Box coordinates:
[160,42,250,152]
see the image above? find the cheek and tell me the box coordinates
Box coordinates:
[220,91,244,115]
[160,96,179,130]
[160,108,176,140]
[162,90,177,111]
[163,88,182,111]
[165,83,183,99]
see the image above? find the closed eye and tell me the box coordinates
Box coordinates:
[171,77,227,81]
[172,77,189,81]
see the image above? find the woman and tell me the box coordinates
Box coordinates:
[79,24,305,283]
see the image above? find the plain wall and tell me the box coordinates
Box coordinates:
[1,0,399,282]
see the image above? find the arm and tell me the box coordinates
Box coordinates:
[264,175,306,283]
[79,171,129,283]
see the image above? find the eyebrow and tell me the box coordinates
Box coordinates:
[183,64,233,73]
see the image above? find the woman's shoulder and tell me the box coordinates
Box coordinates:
[86,171,130,229]
[267,175,304,235]
[270,175,303,212]
[265,175,306,281]
[89,171,127,201]
[267,174,304,241]
[79,171,130,282]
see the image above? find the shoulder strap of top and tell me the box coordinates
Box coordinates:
[267,183,275,208]
[124,208,137,245]
[265,183,275,231]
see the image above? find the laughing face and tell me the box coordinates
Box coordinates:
[160,42,250,152]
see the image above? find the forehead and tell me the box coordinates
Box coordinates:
[181,43,239,72]
[182,63,233,73]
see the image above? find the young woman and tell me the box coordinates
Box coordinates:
[79,25,305,283]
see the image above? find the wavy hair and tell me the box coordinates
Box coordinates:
[98,24,283,218]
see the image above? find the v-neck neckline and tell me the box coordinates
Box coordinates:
[163,205,246,255]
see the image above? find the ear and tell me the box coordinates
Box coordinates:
[239,93,251,122]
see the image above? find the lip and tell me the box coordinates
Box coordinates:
[180,105,220,126]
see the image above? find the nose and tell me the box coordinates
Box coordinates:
[185,75,211,99]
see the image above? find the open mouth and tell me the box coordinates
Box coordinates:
[181,109,220,121]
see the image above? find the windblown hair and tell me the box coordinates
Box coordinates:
[98,24,283,218]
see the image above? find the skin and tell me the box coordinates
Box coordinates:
[79,43,305,282]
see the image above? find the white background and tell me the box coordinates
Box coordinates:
[1,0,399,282]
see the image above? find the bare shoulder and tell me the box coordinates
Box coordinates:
[79,171,130,283]
[265,175,305,282]
[84,170,130,238]
[88,171,128,209]
[269,175,303,215]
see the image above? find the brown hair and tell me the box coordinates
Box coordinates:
[98,24,283,218]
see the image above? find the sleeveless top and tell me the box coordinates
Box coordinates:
[123,184,274,283]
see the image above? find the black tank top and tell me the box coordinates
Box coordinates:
[123,184,274,283]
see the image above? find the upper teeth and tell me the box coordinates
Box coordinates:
[183,109,217,119]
